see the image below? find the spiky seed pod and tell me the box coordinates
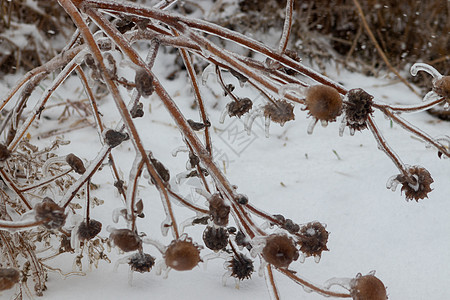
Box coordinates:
[104,129,129,148]
[35,197,67,229]
[263,100,295,125]
[109,229,141,252]
[227,98,253,118]
[262,234,299,268]
[165,239,201,271]
[130,102,144,118]
[0,268,20,291]
[298,222,329,258]
[344,88,374,131]
[433,76,450,100]
[228,253,254,280]
[305,85,342,121]
[129,253,155,273]
[0,144,11,161]
[396,166,434,201]
[208,194,230,227]
[202,226,229,251]
[135,68,154,97]
[77,219,102,241]
[66,153,86,174]
[350,274,388,300]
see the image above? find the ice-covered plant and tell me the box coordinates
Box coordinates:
[0,0,447,299]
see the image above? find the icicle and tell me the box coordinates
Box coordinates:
[423,90,440,102]
[410,63,442,80]
[171,146,188,157]
[264,116,271,138]
[386,175,400,192]
[278,83,307,99]
[201,63,215,85]
[219,106,228,124]
[307,118,318,135]
[245,112,259,136]
[324,277,352,290]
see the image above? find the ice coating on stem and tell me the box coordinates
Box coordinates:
[278,83,307,99]
[410,63,442,80]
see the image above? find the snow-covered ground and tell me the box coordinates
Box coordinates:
[1,2,449,299]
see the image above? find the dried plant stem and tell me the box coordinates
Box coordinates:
[0,168,32,209]
[60,144,111,208]
[215,66,240,103]
[19,169,72,192]
[278,268,351,298]
[167,188,209,214]
[379,108,450,158]
[373,98,444,113]
[127,157,145,231]
[61,1,180,238]
[178,43,213,154]
[76,66,127,202]
[367,116,410,178]
[8,61,79,151]
[278,0,294,54]
[84,0,348,94]
[265,264,281,300]
[351,0,418,96]
[0,219,45,230]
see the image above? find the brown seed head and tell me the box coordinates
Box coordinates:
[433,76,450,100]
[104,129,129,148]
[129,253,155,273]
[0,268,20,291]
[66,153,86,174]
[228,253,254,280]
[109,229,141,252]
[350,274,388,300]
[77,219,102,241]
[263,100,295,125]
[262,234,299,268]
[202,226,229,251]
[298,222,329,258]
[227,98,253,118]
[165,239,201,271]
[305,85,342,121]
[149,155,170,184]
[344,88,374,131]
[396,166,434,201]
[208,193,230,227]
[135,68,154,97]
[35,197,67,229]
[0,144,11,161]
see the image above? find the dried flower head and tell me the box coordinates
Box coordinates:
[0,144,11,161]
[305,85,342,121]
[77,219,102,241]
[263,100,295,125]
[228,253,254,280]
[227,98,253,118]
[202,226,229,251]
[392,166,434,201]
[433,76,450,100]
[0,268,20,291]
[350,273,388,300]
[129,252,155,273]
[298,222,329,258]
[104,129,129,148]
[135,68,154,97]
[209,193,230,227]
[66,153,86,174]
[165,238,201,271]
[344,88,374,132]
[35,197,67,229]
[109,229,142,252]
[262,234,299,268]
